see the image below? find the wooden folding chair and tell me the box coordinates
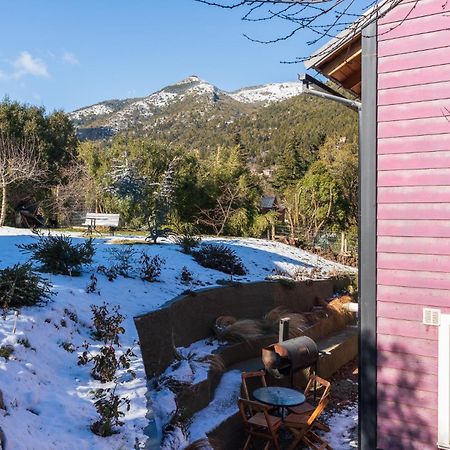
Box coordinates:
[238,398,282,450]
[241,370,268,400]
[241,370,278,415]
[284,391,332,450]
[288,375,331,432]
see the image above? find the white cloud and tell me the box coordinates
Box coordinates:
[13,51,49,78]
[62,51,79,66]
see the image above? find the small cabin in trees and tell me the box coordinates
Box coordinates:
[306,0,450,448]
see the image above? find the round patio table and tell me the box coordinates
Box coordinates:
[253,386,305,420]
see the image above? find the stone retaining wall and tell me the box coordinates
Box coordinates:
[134,277,349,377]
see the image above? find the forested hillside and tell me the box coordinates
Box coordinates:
[0,77,358,256]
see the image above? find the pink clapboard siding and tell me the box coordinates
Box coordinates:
[377,219,450,237]
[378,384,439,407]
[378,152,450,170]
[377,236,450,255]
[378,203,450,220]
[378,285,450,308]
[378,99,450,122]
[378,186,450,204]
[376,1,450,448]
[377,334,438,358]
[379,47,450,73]
[379,133,450,154]
[379,64,450,90]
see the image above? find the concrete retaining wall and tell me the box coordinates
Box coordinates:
[134,278,350,377]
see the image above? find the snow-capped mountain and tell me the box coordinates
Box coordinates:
[69,75,304,140]
[229,81,304,104]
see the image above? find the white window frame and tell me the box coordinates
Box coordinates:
[438,313,450,449]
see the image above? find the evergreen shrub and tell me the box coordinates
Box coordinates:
[192,244,246,275]
[173,223,201,254]
[18,234,95,276]
[106,246,137,278]
[0,263,53,311]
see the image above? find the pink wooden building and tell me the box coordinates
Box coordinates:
[306,0,450,448]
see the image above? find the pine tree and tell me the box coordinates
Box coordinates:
[105,152,144,202]
[147,159,177,243]
[273,134,311,190]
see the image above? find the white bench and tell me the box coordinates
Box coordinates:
[82,213,120,235]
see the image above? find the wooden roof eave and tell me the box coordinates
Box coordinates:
[304,0,402,99]
[311,35,362,98]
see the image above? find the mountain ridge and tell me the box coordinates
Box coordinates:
[69,75,305,140]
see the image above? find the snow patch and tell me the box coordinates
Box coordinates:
[70,104,114,121]
[325,405,358,449]
[230,82,304,104]
[188,370,242,444]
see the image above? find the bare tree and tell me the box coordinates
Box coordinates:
[51,162,92,226]
[298,184,333,243]
[0,133,44,226]
[195,0,416,61]
[282,179,334,244]
[196,184,241,235]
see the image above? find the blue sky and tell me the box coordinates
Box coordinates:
[0,0,364,112]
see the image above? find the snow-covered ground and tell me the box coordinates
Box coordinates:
[326,405,358,449]
[0,227,356,449]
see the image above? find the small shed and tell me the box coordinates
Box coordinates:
[306,1,450,449]
[260,195,278,212]
[260,195,286,223]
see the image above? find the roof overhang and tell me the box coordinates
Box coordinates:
[305,0,401,98]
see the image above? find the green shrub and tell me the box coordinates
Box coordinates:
[175,234,201,254]
[0,346,13,360]
[86,273,98,293]
[139,253,165,282]
[78,303,135,383]
[18,234,95,276]
[17,337,31,348]
[0,263,53,311]
[180,266,194,285]
[107,246,137,278]
[91,304,125,344]
[90,386,131,437]
[192,244,246,276]
[173,223,201,254]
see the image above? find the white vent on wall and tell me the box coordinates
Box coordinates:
[423,308,441,326]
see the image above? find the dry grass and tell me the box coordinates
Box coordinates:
[326,294,354,327]
[310,294,356,338]
[185,438,214,449]
[215,319,265,341]
[108,239,150,246]
[212,294,354,343]
[264,306,310,337]
[285,313,310,337]
[264,306,291,324]
[213,315,237,335]
[206,354,226,373]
